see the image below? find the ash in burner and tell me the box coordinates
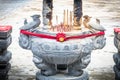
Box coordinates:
[50,10,73,32]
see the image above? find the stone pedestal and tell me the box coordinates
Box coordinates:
[0,26,12,80]
[36,71,88,80]
[113,53,120,80]
[113,28,120,80]
[0,63,11,80]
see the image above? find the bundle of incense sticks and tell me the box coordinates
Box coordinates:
[63,10,73,27]
[50,10,73,32]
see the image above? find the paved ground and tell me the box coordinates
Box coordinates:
[0,0,120,80]
[0,0,30,19]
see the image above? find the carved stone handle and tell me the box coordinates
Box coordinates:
[19,34,30,49]
[93,36,106,49]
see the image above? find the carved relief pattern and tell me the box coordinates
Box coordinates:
[19,30,106,77]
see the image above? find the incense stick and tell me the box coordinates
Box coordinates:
[63,10,66,25]
[67,9,68,25]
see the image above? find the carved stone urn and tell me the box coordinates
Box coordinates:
[19,0,106,80]
[19,20,106,80]
[113,28,120,80]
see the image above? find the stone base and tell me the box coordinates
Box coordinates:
[0,75,8,80]
[0,51,12,62]
[0,63,11,80]
[113,53,120,80]
[114,65,120,80]
[36,71,89,80]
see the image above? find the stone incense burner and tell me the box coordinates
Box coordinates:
[19,0,106,80]
[19,25,105,80]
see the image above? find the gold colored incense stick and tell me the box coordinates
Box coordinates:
[67,9,68,25]
[70,11,72,26]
